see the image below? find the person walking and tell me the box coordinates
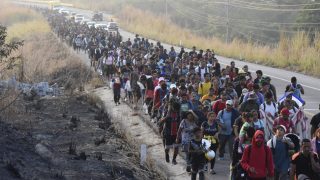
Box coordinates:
[240,130,274,180]
[217,100,240,160]
[267,125,294,180]
[290,139,320,180]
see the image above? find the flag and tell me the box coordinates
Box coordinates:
[278,93,305,107]
[291,108,308,139]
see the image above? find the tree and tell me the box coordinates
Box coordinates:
[0,25,23,61]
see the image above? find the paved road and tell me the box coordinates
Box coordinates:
[14,1,320,116]
[12,1,320,179]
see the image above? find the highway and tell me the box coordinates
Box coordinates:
[15,0,320,117]
[10,1,320,179]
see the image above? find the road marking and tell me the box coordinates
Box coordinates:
[304,109,319,111]
[217,59,320,92]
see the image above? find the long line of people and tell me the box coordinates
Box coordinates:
[43,8,320,180]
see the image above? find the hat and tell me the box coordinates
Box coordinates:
[276,125,287,132]
[242,88,249,95]
[238,69,246,74]
[158,77,165,82]
[247,92,257,100]
[226,100,233,105]
[280,108,290,116]
[170,84,177,89]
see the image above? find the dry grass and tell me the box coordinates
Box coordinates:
[117,5,320,76]
[1,2,93,91]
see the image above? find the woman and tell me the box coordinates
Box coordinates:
[201,112,219,174]
[176,110,199,170]
[311,128,320,156]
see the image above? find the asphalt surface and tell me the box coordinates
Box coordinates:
[15,0,320,116]
[11,1,320,179]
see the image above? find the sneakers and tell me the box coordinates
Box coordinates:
[165,153,169,163]
[210,169,216,175]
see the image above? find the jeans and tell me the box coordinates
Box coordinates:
[218,134,234,159]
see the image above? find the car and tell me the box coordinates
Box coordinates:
[60,10,70,16]
[86,21,96,28]
[92,12,103,21]
[52,6,63,11]
[75,17,85,23]
[107,22,118,32]
[80,19,90,25]
[94,23,108,30]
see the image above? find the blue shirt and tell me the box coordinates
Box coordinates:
[218,110,232,135]
[274,139,290,172]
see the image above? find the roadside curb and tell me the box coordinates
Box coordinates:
[94,87,190,180]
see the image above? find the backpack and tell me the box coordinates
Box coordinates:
[263,102,276,111]
[234,145,268,180]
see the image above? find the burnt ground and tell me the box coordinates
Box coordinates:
[0,94,162,180]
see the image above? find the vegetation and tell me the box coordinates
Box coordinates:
[118,5,320,75]
[0,2,92,88]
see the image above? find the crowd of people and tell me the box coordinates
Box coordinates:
[43,8,320,180]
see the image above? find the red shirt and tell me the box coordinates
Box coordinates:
[212,99,226,115]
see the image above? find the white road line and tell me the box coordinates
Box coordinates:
[218,60,320,92]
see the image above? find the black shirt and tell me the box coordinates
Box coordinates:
[189,139,206,164]
[291,152,319,179]
[311,113,320,128]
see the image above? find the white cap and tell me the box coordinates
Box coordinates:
[226,100,233,105]
[170,84,177,89]
[158,77,165,82]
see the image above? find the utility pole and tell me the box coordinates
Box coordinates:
[226,0,229,44]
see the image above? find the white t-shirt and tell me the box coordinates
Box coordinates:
[260,102,278,117]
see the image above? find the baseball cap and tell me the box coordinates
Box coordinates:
[226,100,233,105]
[158,77,165,82]
[276,125,287,132]
[280,108,290,116]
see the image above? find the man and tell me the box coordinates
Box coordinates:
[273,108,295,134]
[310,104,320,137]
[196,61,210,82]
[263,76,277,101]
[260,92,278,140]
[267,125,294,180]
[218,100,240,160]
[241,130,274,180]
[239,92,260,113]
[254,70,263,85]
[285,76,304,99]
[244,84,264,106]
[290,139,320,180]
[198,73,212,97]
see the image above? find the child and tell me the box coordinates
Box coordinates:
[189,127,207,180]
